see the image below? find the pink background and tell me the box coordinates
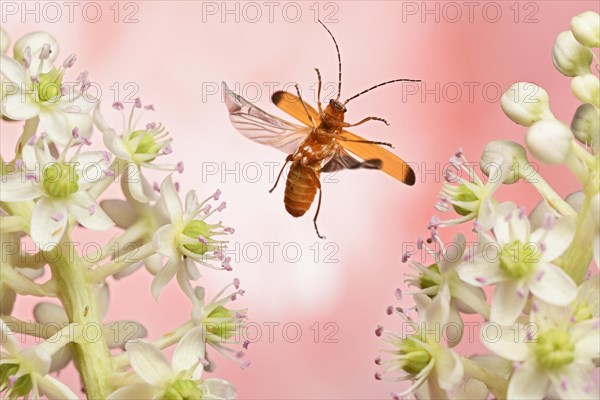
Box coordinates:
[2,1,598,398]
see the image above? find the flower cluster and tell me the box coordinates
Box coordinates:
[377,11,600,400]
[1,29,243,399]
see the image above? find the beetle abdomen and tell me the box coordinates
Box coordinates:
[284,162,319,217]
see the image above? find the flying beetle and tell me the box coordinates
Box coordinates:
[223,20,419,238]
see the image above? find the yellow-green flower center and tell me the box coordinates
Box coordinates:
[37,68,63,103]
[182,220,212,255]
[499,240,538,279]
[162,379,204,400]
[534,328,575,369]
[452,184,479,216]
[42,162,79,198]
[397,338,431,375]
[130,130,161,158]
[204,305,237,340]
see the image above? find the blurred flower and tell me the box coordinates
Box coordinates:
[0,137,114,249]
[457,204,577,325]
[500,82,554,126]
[570,276,599,322]
[0,32,95,145]
[0,319,78,399]
[33,284,147,372]
[479,140,529,184]
[571,11,600,48]
[151,176,233,299]
[107,326,236,399]
[571,74,600,107]
[482,301,599,399]
[378,291,464,398]
[0,27,8,54]
[552,30,593,77]
[94,100,178,203]
[571,103,599,152]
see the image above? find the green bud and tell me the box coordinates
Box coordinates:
[399,339,431,374]
[162,379,204,400]
[419,263,441,293]
[6,374,33,398]
[0,363,19,391]
[42,162,79,198]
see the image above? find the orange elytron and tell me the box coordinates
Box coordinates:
[224,21,419,238]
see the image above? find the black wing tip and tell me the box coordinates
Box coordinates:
[272,90,288,105]
[405,167,416,186]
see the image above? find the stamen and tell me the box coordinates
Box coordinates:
[375,325,384,337]
[224,227,235,234]
[63,54,77,68]
[176,161,184,173]
[243,340,250,350]
[240,361,251,369]
[76,71,88,83]
[213,189,222,201]
[51,213,64,222]
[543,212,555,230]
[401,252,411,263]
[134,97,142,109]
[144,104,155,111]
[39,43,51,60]
[88,204,95,215]
[72,127,80,138]
[217,202,227,212]
[535,270,545,281]
[374,357,381,365]
[233,278,240,288]
[395,288,403,300]
[386,305,393,315]
[518,207,526,219]
[162,144,173,155]
[23,46,31,68]
[475,276,487,284]
[112,102,124,111]
[427,216,440,230]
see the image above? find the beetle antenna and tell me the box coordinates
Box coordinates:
[318,19,342,101]
[344,78,422,105]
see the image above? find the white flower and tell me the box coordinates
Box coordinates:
[150,175,234,299]
[526,119,574,164]
[0,32,95,145]
[1,319,78,399]
[552,30,593,77]
[571,11,600,48]
[187,280,249,367]
[435,148,510,230]
[529,191,583,231]
[570,276,599,322]
[13,32,59,72]
[107,326,236,399]
[591,193,600,267]
[500,82,554,126]
[94,100,178,202]
[482,301,599,399]
[33,284,147,372]
[0,137,114,249]
[377,290,464,398]
[571,74,600,108]
[479,140,528,184]
[458,204,578,325]
[402,233,488,347]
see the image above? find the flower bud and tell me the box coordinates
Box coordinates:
[571,11,600,48]
[0,27,8,54]
[500,83,553,126]
[13,32,59,66]
[526,120,574,164]
[480,140,528,184]
[571,103,599,151]
[571,74,600,107]
[552,31,593,77]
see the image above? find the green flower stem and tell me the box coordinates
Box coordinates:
[523,169,577,217]
[87,242,154,283]
[45,238,114,399]
[461,357,508,399]
[84,219,149,265]
[1,201,33,231]
[13,117,39,158]
[112,320,195,370]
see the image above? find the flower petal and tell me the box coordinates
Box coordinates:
[74,151,109,186]
[507,360,549,400]
[528,263,577,305]
[102,128,131,160]
[548,364,598,400]
[37,374,80,399]
[1,91,41,120]
[0,174,43,202]
[537,216,576,262]
[0,55,25,85]
[160,175,182,223]
[490,280,528,324]
[99,200,136,229]
[152,225,178,260]
[480,323,530,361]
[150,258,180,300]
[67,191,114,231]
[172,326,206,377]
[30,198,68,250]
[106,383,159,400]
[434,346,463,390]
[457,259,504,287]
[39,108,70,145]
[126,164,149,203]
[125,340,173,387]
[203,378,237,399]
[104,321,147,348]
